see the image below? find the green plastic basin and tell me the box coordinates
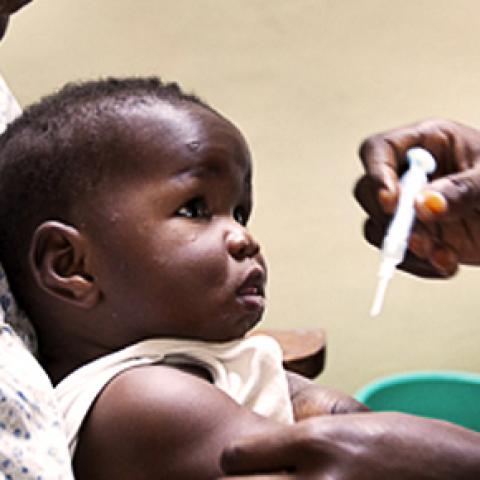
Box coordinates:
[354,370,480,432]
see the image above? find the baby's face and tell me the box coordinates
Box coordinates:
[81,101,266,344]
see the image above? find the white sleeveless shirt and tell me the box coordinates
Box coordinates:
[55,334,294,454]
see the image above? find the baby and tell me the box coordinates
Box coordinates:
[0,77,365,478]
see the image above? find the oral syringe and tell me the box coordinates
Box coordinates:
[370,147,436,317]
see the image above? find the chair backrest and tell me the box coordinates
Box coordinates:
[354,370,480,432]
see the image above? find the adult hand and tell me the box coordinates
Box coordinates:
[221,412,480,479]
[355,118,480,278]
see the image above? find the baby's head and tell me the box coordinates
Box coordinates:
[0,77,266,370]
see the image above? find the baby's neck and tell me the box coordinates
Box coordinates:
[39,332,122,385]
[43,337,216,386]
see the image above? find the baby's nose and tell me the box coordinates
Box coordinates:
[226,225,260,261]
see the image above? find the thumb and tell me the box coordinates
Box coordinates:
[416,166,480,221]
[221,434,294,475]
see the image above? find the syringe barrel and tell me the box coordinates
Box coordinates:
[381,235,407,267]
[371,148,436,317]
[381,164,428,266]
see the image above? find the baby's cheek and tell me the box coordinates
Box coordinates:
[195,251,230,288]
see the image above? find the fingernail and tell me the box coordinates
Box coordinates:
[417,190,448,217]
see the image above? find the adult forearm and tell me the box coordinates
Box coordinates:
[378,413,480,479]
[316,412,480,479]
[221,412,480,479]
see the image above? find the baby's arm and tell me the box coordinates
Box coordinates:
[73,364,284,480]
[286,371,369,420]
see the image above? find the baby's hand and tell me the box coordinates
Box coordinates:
[287,372,368,421]
[292,384,369,420]
[355,118,480,278]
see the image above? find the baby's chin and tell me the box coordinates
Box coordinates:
[231,312,265,341]
[209,324,262,344]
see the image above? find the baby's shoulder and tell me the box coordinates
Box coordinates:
[99,362,213,412]
[74,364,263,479]
[81,364,219,442]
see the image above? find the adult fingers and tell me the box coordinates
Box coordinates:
[221,425,330,476]
[408,230,459,277]
[355,176,445,277]
[358,134,401,212]
[416,165,480,222]
[353,175,391,219]
[221,432,296,476]
[358,118,458,213]
[363,218,454,278]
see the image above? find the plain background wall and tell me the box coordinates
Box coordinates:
[2,0,480,393]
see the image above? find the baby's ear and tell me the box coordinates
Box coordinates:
[29,221,100,308]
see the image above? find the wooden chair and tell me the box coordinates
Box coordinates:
[250,328,326,379]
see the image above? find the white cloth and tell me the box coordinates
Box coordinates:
[0,73,74,479]
[0,74,37,353]
[0,322,74,479]
[56,335,295,454]
[0,74,21,134]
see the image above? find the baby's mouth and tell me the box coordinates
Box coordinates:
[236,268,266,311]
[239,286,262,296]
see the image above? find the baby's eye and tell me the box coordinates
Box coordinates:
[176,198,211,220]
[233,206,249,226]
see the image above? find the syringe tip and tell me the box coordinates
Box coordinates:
[370,275,390,317]
[370,297,382,317]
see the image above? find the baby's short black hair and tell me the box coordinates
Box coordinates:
[0,76,212,304]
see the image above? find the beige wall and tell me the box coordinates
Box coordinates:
[2,0,480,393]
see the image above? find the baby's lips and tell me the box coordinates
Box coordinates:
[415,190,448,219]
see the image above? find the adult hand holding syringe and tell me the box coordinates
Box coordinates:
[370,148,436,316]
